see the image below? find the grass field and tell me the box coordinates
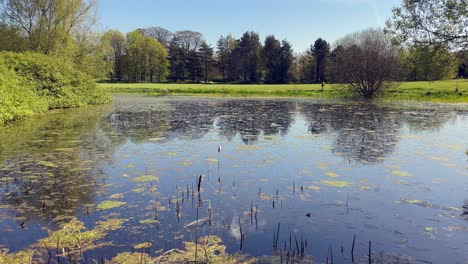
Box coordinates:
[99,79,468,103]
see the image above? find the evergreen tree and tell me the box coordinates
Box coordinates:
[216,36,228,81]
[262,35,281,83]
[279,40,293,83]
[199,42,214,83]
[310,38,330,82]
[262,36,293,83]
[168,37,186,82]
[186,49,202,83]
[239,31,262,83]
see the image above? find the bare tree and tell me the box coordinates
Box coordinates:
[141,26,172,47]
[334,28,402,99]
[173,30,204,51]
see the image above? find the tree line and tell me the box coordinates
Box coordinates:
[1,0,466,99]
[103,26,465,86]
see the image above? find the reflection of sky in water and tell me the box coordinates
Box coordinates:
[0,96,468,263]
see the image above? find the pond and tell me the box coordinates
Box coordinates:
[0,95,467,263]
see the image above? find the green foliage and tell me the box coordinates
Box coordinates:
[0,23,27,52]
[402,46,457,81]
[0,63,48,124]
[385,0,467,50]
[0,51,110,124]
[0,0,112,79]
[120,30,169,82]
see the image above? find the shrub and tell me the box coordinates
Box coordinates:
[0,51,111,109]
[0,51,111,124]
[0,64,48,124]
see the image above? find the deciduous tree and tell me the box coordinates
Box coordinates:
[334,28,402,99]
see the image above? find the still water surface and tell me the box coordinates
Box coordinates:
[1,96,467,263]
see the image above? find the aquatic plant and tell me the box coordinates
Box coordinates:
[0,249,35,264]
[97,200,126,210]
[131,175,160,182]
[40,217,126,255]
[319,180,353,187]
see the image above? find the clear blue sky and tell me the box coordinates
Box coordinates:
[98,0,401,52]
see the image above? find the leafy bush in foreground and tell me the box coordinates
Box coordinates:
[0,51,111,124]
[0,64,48,124]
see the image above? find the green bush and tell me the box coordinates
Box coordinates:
[0,64,48,124]
[0,51,111,124]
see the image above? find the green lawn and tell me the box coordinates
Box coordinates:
[99,79,468,103]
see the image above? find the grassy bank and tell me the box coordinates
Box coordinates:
[100,79,468,103]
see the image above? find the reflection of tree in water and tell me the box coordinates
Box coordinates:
[398,108,458,132]
[1,156,104,222]
[0,106,112,222]
[300,103,462,164]
[462,200,468,220]
[300,103,401,163]
[166,100,217,140]
[108,109,171,142]
[216,100,295,144]
[107,99,295,144]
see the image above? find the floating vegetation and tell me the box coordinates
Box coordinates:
[110,236,256,263]
[97,200,126,210]
[148,137,165,141]
[131,175,160,182]
[325,172,339,178]
[40,217,125,256]
[319,180,353,188]
[206,158,219,164]
[400,199,432,207]
[154,236,255,263]
[111,252,153,264]
[391,170,412,177]
[37,160,58,167]
[133,242,152,249]
[131,188,145,193]
[109,193,124,199]
[97,218,127,231]
[259,194,273,200]
[54,148,75,152]
[307,185,320,191]
[0,249,35,264]
[424,227,435,233]
[139,219,159,225]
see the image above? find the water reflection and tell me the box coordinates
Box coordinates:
[1,98,465,222]
[216,100,294,144]
[0,96,467,262]
[0,106,112,222]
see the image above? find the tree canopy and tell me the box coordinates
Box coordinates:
[385,0,467,51]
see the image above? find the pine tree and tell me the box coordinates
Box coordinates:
[198,42,214,83]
